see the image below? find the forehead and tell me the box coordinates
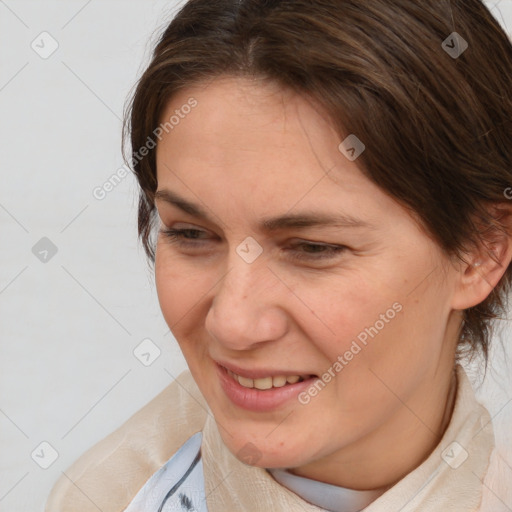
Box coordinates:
[154,76,400,227]
[158,76,334,160]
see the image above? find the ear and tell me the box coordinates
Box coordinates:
[451,203,512,311]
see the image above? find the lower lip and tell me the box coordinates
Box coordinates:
[216,364,317,412]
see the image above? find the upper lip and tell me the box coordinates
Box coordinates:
[215,360,315,380]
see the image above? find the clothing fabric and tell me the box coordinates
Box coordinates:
[45,365,508,512]
[123,432,207,512]
[267,467,386,511]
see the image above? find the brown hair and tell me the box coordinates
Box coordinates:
[124,0,512,362]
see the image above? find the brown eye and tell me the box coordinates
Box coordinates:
[159,227,213,246]
[287,242,347,261]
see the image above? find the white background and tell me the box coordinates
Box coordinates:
[0,1,511,511]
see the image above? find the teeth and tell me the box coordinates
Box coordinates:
[272,376,287,388]
[238,375,254,388]
[228,369,307,389]
[253,377,273,390]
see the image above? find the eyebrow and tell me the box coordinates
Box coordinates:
[154,189,375,231]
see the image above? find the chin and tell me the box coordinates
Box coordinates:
[219,428,315,469]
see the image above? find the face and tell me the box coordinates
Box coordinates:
[154,76,461,487]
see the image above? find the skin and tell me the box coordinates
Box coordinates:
[153,75,512,490]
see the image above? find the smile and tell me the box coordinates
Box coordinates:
[216,363,318,412]
[226,369,310,390]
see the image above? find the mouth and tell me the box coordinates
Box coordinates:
[215,362,318,412]
[226,369,314,390]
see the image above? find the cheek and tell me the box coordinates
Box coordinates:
[292,275,399,361]
[154,260,209,374]
[307,277,450,419]
[294,272,427,398]
[155,257,181,324]
[154,250,208,334]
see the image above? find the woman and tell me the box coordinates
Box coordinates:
[45,0,512,510]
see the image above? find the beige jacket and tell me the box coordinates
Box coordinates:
[45,366,508,512]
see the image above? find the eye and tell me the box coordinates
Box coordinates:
[159,227,347,262]
[286,241,347,261]
[159,227,213,247]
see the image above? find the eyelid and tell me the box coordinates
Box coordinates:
[160,223,341,246]
[159,226,348,262]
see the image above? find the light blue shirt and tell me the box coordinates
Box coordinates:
[267,467,386,512]
[124,432,207,512]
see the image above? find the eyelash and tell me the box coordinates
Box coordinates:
[159,227,347,261]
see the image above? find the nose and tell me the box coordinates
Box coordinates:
[204,251,289,352]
